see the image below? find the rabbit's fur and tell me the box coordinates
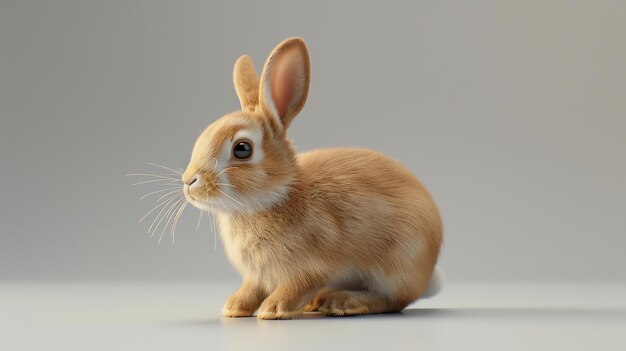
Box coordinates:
[182,38,442,319]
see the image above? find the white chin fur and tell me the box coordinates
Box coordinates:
[186,184,292,214]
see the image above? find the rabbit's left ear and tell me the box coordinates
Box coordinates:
[259,38,310,129]
[233,55,260,112]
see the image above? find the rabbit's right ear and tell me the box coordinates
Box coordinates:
[233,55,260,112]
[258,38,310,130]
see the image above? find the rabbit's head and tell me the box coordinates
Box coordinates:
[182,38,310,213]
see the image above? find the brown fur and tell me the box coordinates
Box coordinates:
[182,38,443,319]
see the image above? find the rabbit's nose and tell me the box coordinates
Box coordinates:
[186,176,198,187]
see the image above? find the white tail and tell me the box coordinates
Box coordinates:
[421,267,443,298]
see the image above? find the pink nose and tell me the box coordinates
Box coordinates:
[186,176,198,186]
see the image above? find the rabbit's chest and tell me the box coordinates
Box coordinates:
[218,215,284,285]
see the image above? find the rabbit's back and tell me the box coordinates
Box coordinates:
[297,147,442,269]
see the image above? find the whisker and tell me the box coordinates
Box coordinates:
[208,203,216,232]
[216,183,235,187]
[203,199,218,250]
[132,179,180,186]
[149,196,179,237]
[216,166,238,178]
[171,201,189,236]
[148,195,183,235]
[138,198,170,224]
[169,200,188,244]
[152,197,185,239]
[158,198,185,245]
[145,162,183,175]
[170,202,187,244]
[157,200,181,243]
[140,187,182,200]
[155,189,183,203]
[210,211,217,250]
[196,210,203,230]
[127,173,179,180]
[218,189,245,207]
[155,172,183,178]
[210,206,218,250]
[130,162,191,244]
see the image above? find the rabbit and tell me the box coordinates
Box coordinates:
[181,37,443,319]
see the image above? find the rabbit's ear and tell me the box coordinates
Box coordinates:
[259,38,310,129]
[233,55,260,112]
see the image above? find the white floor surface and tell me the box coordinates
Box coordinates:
[1,281,625,351]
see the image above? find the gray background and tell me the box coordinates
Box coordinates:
[1,0,624,282]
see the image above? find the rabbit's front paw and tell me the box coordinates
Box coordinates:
[222,280,266,318]
[257,295,300,320]
[222,295,258,318]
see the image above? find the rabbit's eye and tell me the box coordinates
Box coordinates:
[233,141,253,160]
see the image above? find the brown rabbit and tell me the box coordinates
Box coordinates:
[182,38,443,319]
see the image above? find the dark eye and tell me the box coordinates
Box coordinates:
[233,141,253,160]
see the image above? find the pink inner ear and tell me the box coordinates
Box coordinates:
[271,56,295,119]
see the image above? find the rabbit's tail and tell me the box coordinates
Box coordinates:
[421,266,443,298]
